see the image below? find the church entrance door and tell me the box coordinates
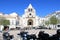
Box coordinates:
[28,19,33,26]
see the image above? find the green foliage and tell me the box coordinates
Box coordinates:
[45,16,59,26]
[45,21,50,26]
[58,19,60,23]
[0,16,10,25]
[0,16,4,25]
[2,20,10,26]
[49,16,58,25]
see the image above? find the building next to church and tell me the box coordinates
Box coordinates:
[0,4,60,30]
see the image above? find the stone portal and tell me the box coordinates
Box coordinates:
[28,19,33,25]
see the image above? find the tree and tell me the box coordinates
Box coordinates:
[49,16,59,28]
[0,16,10,26]
[2,20,10,26]
[58,19,60,23]
[45,21,50,26]
[49,16,58,25]
[0,16,5,25]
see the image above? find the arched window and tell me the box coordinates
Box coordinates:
[28,8,33,12]
[16,21,19,25]
[28,9,30,12]
[31,9,32,12]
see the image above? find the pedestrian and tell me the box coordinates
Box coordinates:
[3,26,10,40]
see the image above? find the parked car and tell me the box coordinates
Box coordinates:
[36,26,48,29]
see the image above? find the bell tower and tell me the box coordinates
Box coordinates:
[25,4,36,18]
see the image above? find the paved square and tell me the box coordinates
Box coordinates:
[0,29,57,40]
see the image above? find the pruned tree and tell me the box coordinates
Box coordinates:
[2,20,10,26]
[0,16,10,26]
[45,21,50,26]
[49,16,58,25]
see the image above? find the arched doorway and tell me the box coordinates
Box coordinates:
[28,19,33,25]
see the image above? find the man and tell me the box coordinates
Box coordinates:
[3,26,10,40]
[3,26,14,40]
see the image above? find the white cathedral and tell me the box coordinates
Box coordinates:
[0,4,60,30]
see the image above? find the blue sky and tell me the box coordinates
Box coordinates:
[0,0,60,17]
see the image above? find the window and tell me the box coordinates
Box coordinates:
[29,13,31,15]
[16,21,19,25]
[28,8,33,12]
[28,9,30,12]
[12,20,14,25]
[31,9,32,11]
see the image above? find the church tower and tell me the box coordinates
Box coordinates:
[24,4,36,17]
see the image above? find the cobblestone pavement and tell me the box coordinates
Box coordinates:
[0,29,57,40]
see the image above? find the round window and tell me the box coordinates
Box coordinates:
[29,13,31,15]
